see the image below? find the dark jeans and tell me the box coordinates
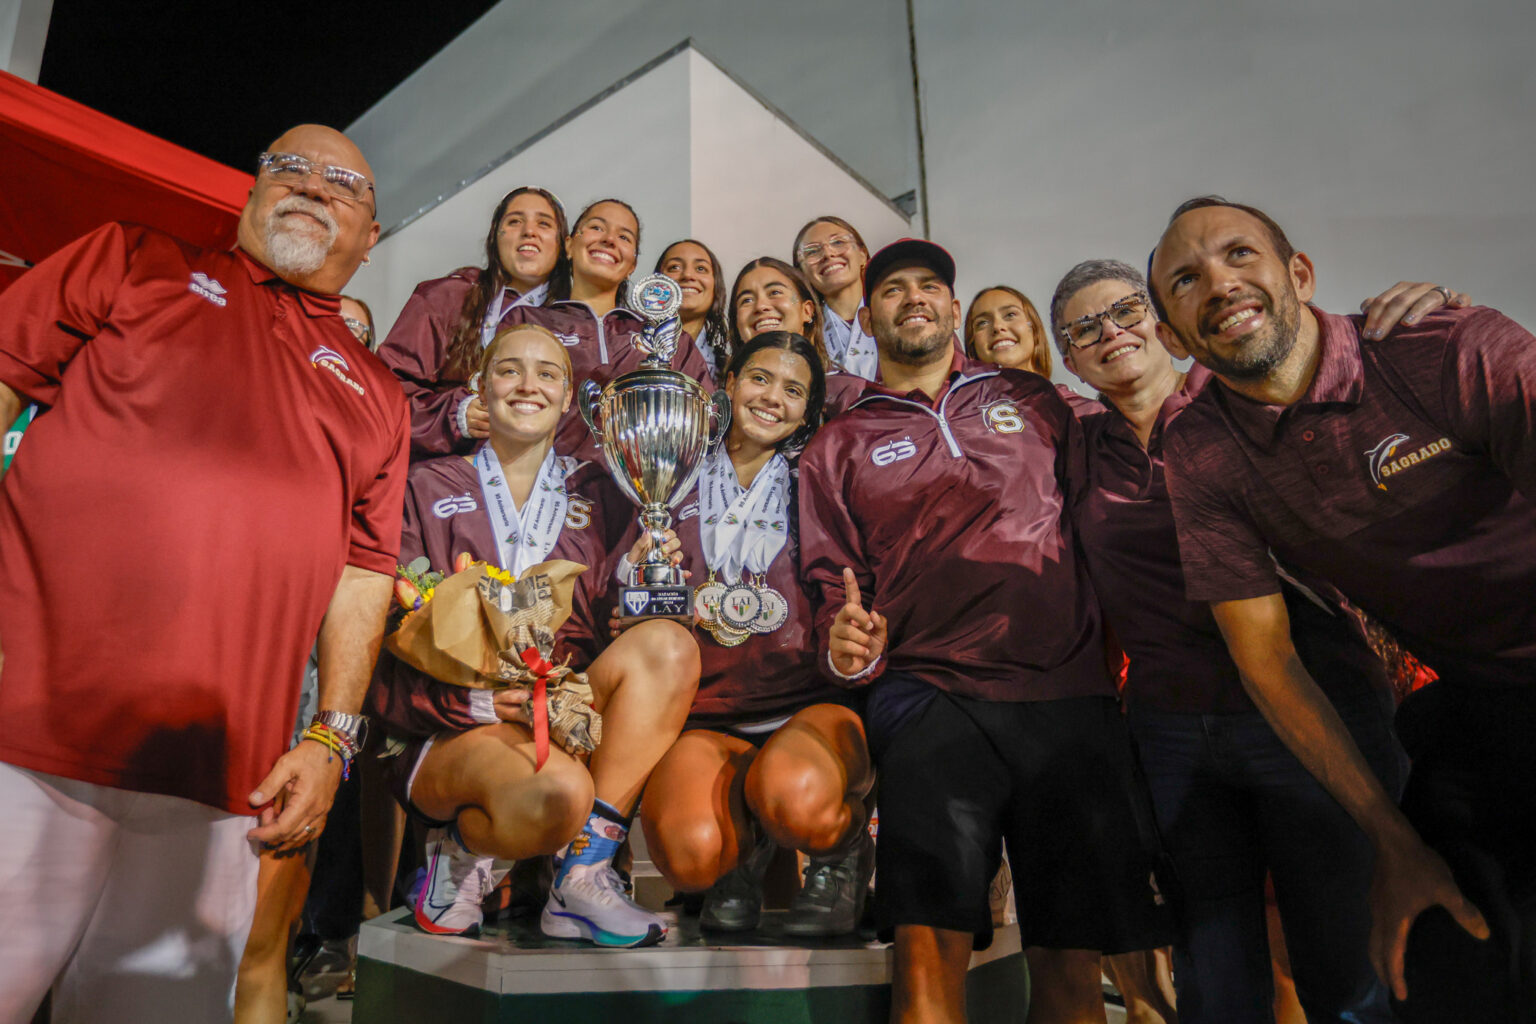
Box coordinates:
[1129,691,1406,1024]
[1392,681,1536,1024]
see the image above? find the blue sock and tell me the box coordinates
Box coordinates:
[555,799,628,884]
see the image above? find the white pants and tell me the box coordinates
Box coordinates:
[0,764,259,1024]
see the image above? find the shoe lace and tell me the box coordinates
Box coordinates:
[798,853,855,907]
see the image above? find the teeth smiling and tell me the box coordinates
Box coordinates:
[899,312,932,326]
[1103,343,1138,361]
[1218,309,1257,332]
[510,401,543,414]
[754,316,783,330]
[749,408,781,424]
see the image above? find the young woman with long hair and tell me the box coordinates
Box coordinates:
[638,332,875,938]
[656,239,730,379]
[963,285,1052,378]
[366,324,700,948]
[377,186,569,458]
[791,215,879,379]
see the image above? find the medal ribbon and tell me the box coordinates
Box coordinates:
[822,301,880,380]
[474,445,575,576]
[699,447,790,584]
[479,282,552,347]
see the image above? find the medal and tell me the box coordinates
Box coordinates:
[751,578,789,634]
[693,573,726,624]
[718,583,762,633]
[709,620,751,647]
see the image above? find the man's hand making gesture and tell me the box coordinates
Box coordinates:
[828,567,887,678]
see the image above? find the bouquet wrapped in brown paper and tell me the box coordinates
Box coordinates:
[387,558,601,766]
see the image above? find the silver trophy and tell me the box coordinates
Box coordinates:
[580,273,730,623]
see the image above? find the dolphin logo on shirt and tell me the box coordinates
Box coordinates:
[1365,432,1453,490]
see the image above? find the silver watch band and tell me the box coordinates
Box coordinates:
[312,710,366,748]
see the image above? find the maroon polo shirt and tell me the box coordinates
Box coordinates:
[798,351,1112,702]
[505,301,714,462]
[366,455,631,740]
[1165,306,1536,689]
[1079,365,1384,713]
[0,223,409,812]
[670,468,842,726]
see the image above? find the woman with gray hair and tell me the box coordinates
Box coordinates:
[1053,260,1465,1024]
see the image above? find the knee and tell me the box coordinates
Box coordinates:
[746,758,850,854]
[488,765,593,857]
[631,620,700,704]
[641,807,725,892]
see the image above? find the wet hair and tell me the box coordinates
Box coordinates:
[791,215,870,283]
[655,239,730,378]
[475,323,575,397]
[1049,260,1151,358]
[722,331,827,454]
[727,257,830,369]
[443,187,568,380]
[1146,195,1296,320]
[547,197,642,307]
[963,285,1051,376]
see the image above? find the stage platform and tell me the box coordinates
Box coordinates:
[356,908,1030,1023]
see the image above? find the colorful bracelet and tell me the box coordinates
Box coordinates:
[301,723,356,779]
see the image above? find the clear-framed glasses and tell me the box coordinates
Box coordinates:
[258,152,375,207]
[1058,296,1151,349]
[796,234,858,265]
[342,316,373,345]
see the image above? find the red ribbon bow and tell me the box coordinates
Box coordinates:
[520,647,556,771]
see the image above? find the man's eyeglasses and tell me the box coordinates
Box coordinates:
[258,152,375,208]
[1058,296,1151,349]
[797,234,858,265]
[342,316,373,345]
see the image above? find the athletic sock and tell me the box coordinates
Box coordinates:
[555,799,629,884]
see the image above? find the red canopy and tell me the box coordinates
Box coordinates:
[0,70,251,292]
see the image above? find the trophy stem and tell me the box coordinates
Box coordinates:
[636,505,679,586]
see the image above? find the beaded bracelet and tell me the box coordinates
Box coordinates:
[301,723,356,779]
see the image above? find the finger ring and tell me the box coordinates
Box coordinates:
[303,825,315,834]
[1433,285,1453,303]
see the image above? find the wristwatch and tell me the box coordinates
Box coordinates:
[311,710,368,750]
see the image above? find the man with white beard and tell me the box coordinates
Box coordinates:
[0,125,408,1023]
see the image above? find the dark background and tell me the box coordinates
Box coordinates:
[38,0,501,170]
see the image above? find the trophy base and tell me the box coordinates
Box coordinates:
[618,583,693,625]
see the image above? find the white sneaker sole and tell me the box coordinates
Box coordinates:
[539,905,665,948]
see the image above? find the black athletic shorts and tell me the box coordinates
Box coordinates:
[866,676,1175,951]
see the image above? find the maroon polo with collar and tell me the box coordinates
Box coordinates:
[1164,306,1536,688]
[1078,364,1384,713]
[365,456,628,740]
[798,350,1112,701]
[505,301,714,462]
[0,222,409,811]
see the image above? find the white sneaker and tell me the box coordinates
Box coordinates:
[413,826,508,937]
[540,862,667,947]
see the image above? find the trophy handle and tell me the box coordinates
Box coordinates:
[707,389,733,448]
[578,379,604,440]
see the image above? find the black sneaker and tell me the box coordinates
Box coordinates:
[782,832,875,937]
[700,835,776,932]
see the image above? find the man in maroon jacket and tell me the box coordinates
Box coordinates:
[1152,196,1532,1023]
[0,125,407,1022]
[798,239,1172,1023]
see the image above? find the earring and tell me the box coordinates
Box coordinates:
[361,255,371,266]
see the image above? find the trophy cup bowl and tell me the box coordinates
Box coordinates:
[579,273,731,623]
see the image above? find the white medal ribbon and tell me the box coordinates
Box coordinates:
[480,282,552,348]
[474,444,576,575]
[822,301,879,380]
[698,446,791,585]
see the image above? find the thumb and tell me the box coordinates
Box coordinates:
[248,761,289,809]
[1448,894,1491,942]
[869,609,887,639]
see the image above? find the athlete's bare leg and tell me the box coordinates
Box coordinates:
[745,702,873,855]
[234,846,313,1024]
[583,619,699,815]
[640,729,758,890]
[1024,947,1109,1024]
[1104,949,1178,1023]
[892,924,973,1024]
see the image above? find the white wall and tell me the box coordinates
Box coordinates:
[350,47,911,336]
[687,51,910,278]
[348,0,918,237]
[913,0,1536,383]
[0,0,53,82]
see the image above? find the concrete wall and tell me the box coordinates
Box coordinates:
[915,0,1536,368]
[349,47,910,336]
[1,0,53,82]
